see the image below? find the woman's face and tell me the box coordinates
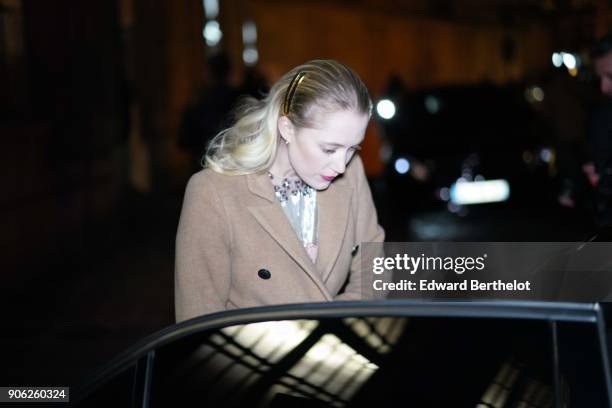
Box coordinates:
[281,109,369,190]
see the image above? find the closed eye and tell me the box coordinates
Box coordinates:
[322,144,361,155]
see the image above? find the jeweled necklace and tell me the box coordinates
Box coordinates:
[267,172,313,202]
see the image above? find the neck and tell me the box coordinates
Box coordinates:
[269,141,297,179]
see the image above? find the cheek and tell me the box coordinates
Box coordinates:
[295,144,327,170]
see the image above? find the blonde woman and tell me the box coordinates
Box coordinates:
[175,60,385,322]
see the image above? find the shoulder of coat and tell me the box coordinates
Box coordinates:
[188,167,248,193]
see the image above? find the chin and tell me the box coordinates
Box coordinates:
[311,180,332,191]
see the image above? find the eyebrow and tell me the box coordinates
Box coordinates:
[322,142,362,149]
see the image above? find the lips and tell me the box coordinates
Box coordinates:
[322,175,336,182]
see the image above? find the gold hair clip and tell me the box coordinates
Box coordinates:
[282,71,306,115]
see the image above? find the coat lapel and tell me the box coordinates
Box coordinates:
[246,171,333,300]
[317,176,351,283]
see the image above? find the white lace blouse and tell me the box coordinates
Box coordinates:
[268,172,319,263]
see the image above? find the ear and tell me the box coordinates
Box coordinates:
[277,115,296,144]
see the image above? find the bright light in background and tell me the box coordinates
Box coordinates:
[203,0,219,19]
[376,99,396,119]
[242,46,258,65]
[531,86,544,102]
[562,53,577,70]
[552,52,581,74]
[394,157,410,174]
[524,86,545,104]
[539,148,552,163]
[450,179,510,205]
[203,20,222,46]
[242,21,257,43]
[439,187,450,201]
[241,21,258,66]
[424,95,440,114]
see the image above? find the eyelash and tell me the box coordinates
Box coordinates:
[322,147,359,155]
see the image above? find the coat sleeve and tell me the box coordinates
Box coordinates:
[175,172,232,322]
[334,156,386,301]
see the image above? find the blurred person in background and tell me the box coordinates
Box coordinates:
[174,60,385,321]
[239,66,269,100]
[585,33,612,226]
[537,65,590,210]
[178,52,240,175]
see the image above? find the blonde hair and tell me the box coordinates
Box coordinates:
[205,59,372,175]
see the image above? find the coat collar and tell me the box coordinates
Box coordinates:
[246,170,277,203]
[246,171,352,298]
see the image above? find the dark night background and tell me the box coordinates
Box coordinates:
[1,0,612,389]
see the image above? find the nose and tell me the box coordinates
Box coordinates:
[331,155,346,175]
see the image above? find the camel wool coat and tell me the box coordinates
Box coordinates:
[174,155,385,322]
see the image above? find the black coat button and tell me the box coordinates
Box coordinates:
[258,269,271,279]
